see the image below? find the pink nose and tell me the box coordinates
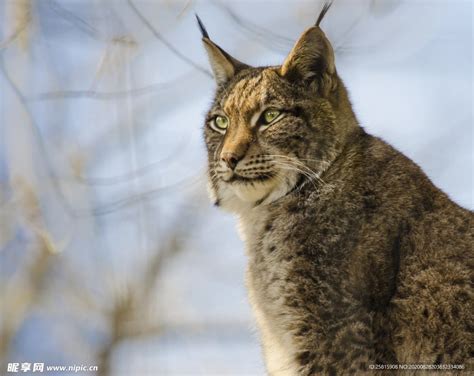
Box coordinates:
[221,152,240,170]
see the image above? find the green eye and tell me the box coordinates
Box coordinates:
[263,109,281,124]
[214,115,228,130]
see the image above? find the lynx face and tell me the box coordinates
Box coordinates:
[200,16,344,212]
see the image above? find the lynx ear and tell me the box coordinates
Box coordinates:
[280,3,336,96]
[196,14,250,85]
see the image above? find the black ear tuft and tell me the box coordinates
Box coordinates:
[195,13,210,39]
[281,2,337,96]
[197,15,251,85]
[315,1,333,27]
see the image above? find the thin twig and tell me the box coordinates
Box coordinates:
[213,0,293,54]
[0,22,29,50]
[0,55,76,217]
[127,0,212,78]
[30,82,171,101]
[29,72,194,101]
[90,173,204,216]
[48,0,100,39]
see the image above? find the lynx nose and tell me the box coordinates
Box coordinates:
[221,152,241,170]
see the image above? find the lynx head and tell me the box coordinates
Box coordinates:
[199,3,357,213]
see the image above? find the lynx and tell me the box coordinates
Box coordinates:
[198,3,473,375]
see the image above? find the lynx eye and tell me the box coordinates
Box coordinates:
[262,109,282,125]
[210,115,229,133]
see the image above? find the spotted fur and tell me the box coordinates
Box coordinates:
[199,4,473,375]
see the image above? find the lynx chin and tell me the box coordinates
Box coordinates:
[198,3,473,375]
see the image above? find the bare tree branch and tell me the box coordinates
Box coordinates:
[90,173,205,216]
[127,0,212,78]
[0,54,76,218]
[48,0,100,39]
[28,70,197,101]
[30,82,171,101]
[96,196,203,376]
[0,181,58,369]
[213,0,293,54]
[0,23,29,50]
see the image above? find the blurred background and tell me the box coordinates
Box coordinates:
[0,0,472,375]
